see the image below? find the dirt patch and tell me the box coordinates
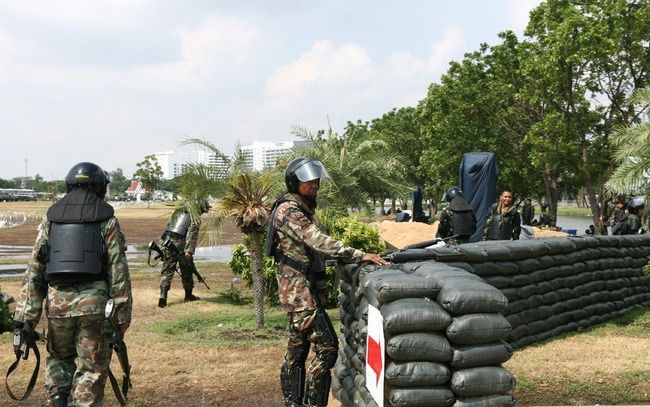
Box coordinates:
[0,202,243,246]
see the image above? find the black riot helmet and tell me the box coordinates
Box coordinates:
[627,196,645,214]
[443,186,464,202]
[284,157,331,193]
[65,162,110,198]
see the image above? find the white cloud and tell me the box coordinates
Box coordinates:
[506,0,543,35]
[388,24,464,79]
[265,40,374,100]
[125,15,259,91]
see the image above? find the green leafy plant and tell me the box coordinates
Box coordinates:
[0,289,13,333]
[228,236,279,307]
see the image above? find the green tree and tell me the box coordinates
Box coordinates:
[181,138,276,327]
[220,171,275,328]
[606,88,650,194]
[524,0,650,231]
[133,155,163,206]
[108,168,131,197]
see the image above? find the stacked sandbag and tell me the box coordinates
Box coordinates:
[332,262,517,407]
[390,235,650,350]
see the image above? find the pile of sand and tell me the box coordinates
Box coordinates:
[377,220,439,249]
[377,220,568,249]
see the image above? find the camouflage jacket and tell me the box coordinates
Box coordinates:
[13,217,133,326]
[272,193,365,266]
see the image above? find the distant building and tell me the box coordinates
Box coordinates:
[239,140,309,171]
[153,149,229,180]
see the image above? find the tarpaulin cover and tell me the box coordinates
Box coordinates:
[459,152,499,242]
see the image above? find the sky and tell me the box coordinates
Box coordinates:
[0,0,541,180]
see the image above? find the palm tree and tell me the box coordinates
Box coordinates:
[181,137,277,328]
[219,171,275,327]
[606,89,650,196]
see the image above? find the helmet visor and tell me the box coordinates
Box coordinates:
[294,160,330,183]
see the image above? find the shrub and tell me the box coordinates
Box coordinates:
[0,289,13,333]
[228,236,279,307]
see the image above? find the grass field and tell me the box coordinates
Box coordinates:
[0,202,648,406]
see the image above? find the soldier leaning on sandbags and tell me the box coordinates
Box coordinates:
[266,157,387,407]
[13,162,132,407]
[483,189,521,241]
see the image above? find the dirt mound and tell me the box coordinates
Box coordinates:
[377,220,439,249]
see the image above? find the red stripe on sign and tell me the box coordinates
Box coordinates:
[367,335,383,385]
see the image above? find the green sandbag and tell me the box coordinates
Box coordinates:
[385,361,451,386]
[387,386,455,407]
[450,341,513,369]
[386,332,453,362]
[450,366,516,397]
[446,314,512,345]
[437,279,508,315]
[382,297,452,334]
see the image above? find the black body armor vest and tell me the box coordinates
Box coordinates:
[46,222,106,283]
[44,188,113,284]
[448,197,477,237]
[486,203,514,240]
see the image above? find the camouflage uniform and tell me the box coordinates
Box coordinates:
[13,214,132,407]
[270,193,365,407]
[159,214,201,291]
[483,202,521,240]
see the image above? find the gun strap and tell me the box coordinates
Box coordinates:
[5,339,40,401]
[107,343,130,407]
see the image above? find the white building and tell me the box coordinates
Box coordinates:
[153,149,229,179]
[239,140,309,171]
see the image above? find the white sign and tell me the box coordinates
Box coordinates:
[366,304,385,406]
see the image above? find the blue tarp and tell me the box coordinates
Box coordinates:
[459,152,499,242]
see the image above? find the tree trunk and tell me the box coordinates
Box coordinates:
[379,197,386,216]
[391,198,396,215]
[248,230,265,328]
[542,166,559,227]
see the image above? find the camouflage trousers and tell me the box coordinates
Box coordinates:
[159,236,194,290]
[45,314,108,407]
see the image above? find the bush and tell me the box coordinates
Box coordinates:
[0,289,13,333]
[228,236,279,307]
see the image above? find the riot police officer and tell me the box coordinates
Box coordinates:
[158,200,210,307]
[483,189,521,240]
[617,196,646,235]
[436,186,477,244]
[266,157,386,407]
[13,162,132,407]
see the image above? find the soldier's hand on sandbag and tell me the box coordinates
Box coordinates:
[363,253,388,265]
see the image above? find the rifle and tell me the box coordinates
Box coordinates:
[147,240,165,266]
[161,237,211,290]
[104,299,132,406]
[5,322,43,401]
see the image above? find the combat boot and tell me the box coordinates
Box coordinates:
[184,288,200,302]
[158,286,170,308]
[50,392,69,407]
[304,371,331,407]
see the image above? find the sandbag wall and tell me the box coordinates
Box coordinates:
[333,234,650,406]
[333,261,517,407]
[389,235,650,350]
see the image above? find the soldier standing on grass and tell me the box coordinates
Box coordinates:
[157,200,210,307]
[266,157,387,407]
[13,162,132,407]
